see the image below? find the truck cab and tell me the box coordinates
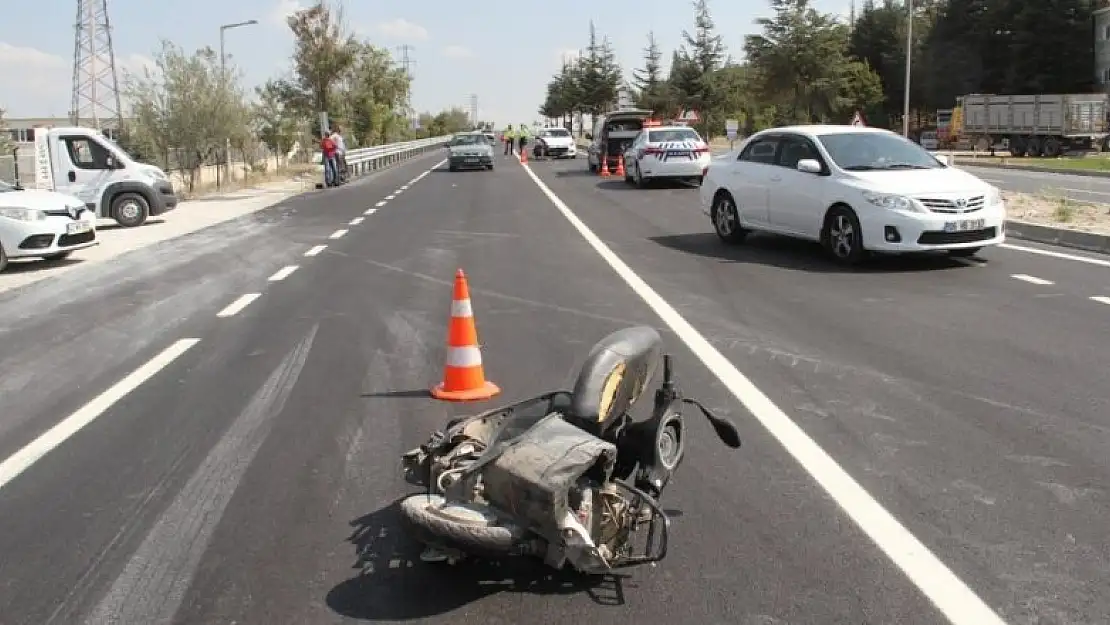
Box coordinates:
[34,126,178,227]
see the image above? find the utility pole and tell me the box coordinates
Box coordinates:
[902,0,914,138]
[219,19,257,187]
[71,0,123,131]
[396,45,416,130]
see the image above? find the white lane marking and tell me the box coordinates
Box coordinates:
[1091,296,1110,305]
[304,245,327,257]
[999,243,1110,268]
[349,217,364,225]
[363,208,377,215]
[1010,273,1053,285]
[0,339,201,491]
[85,326,318,625]
[375,200,387,207]
[393,188,404,194]
[518,161,1008,625]
[216,293,261,318]
[1059,187,1110,197]
[329,229,348,239]
[268,265,299,282]
[385,195,395,200]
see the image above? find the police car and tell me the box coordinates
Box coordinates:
[622,122,711,188]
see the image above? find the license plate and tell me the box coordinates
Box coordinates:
[465,158,478,163]
[943,219,985,232]
[666,151,691,159]
[66,221,91,235]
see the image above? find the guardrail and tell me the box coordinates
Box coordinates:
[336,135,453,180]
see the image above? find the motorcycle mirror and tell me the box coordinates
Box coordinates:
[682,397,741,449]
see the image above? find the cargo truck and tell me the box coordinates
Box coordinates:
[958,93,1110,157]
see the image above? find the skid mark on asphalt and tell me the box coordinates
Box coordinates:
[84,324,318,625]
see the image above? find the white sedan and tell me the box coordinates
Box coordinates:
[699,124,1006,264]
[0,180,97,272]
[623,125,712,187]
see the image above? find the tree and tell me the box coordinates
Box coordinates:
[576,22,623,115]
[285,1,358,120]
[124,40,250,192]
[0,107,11,155]
[254,80,300,166]
[632,32,675,115]
[416,108,471,136]
[745,0,883,124]
[679,0,728,136]
[341,42,412,145]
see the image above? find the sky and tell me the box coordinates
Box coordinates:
[0,0,852,127]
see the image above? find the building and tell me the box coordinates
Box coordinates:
[1096,6,1110,87]
[4,116,128,149]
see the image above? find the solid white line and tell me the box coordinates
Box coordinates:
[375,200,387,207]
[268,265,298,282]
[0,339,201,490]
[384,195,395,200]
[1010,273,1053,285]
[999,243,1110,268]
[518,161,1007,625]
[349,217,364,225]
[400,184,409,190]
[304,245,326,257]
[1091,296,1110,305]
[364,208,377,215]
[216,293,261,318]
[329,229,347,239]
[393,188,404,194]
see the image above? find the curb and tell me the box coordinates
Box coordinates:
[1006,220,1110,254]
[954,159,1110,178]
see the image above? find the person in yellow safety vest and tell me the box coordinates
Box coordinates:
[503,125,515,156]
[517,124,530,155]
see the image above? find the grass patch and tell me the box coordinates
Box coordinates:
[957,154,1110,172]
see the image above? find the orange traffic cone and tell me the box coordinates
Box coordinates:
[520,146,528,164]
[615,155,626,177]
[431,269,500,402]
[600,156,611,177]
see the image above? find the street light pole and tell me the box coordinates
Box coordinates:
[902,0,914,137]
[218,20,258,186]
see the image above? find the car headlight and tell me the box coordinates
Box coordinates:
[987,186,1003,206]
[0,206,46,221]
[862,191,921,212]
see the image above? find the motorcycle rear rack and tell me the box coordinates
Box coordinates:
[608,480,670,568]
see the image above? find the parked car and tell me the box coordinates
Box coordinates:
[622,124,711,187]
[0,180,97,272]
[699,125,1006,264]
[532,127,578,159]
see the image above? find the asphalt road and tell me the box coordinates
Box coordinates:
[0,147,1107,624]
[957,163,1110,204]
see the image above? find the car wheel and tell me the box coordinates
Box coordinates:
[822,205,868,265]
[589,160,597,173]
[0,243,8,272]
[42,252,71,261]
[634,162,649,189]
[111,192,149,228]
[449,164,458,172]
[711,192,747,244]
[947,247,981,258]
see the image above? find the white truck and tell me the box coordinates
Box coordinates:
[959,93,1110,157]
[33,126,178,227]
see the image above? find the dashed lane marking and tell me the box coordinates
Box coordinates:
[216,293,261,318]
[304,245,327,257]
[268,266,299,282]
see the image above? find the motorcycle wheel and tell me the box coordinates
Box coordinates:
[400,494,522,555]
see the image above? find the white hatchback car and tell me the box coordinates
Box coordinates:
[0,180,97,272]
[700,125,1006,264]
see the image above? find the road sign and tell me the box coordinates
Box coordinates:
[850,110,865,127]
[725,118,739,141]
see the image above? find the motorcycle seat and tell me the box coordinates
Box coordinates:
[567,326,662,433]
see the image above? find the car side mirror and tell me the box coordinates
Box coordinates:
[797,159,822,174]
[932,153,949,166]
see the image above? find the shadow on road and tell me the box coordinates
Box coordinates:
[593,178,700,192]
[1,256,84,274]
[650,232,978,273]
[326,498,630,621]
[360,389,431,399]
[95,218,166,231]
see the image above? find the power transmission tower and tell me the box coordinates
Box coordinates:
[396,45,416,128]
[468,94,478,128]
[71,0,123,130]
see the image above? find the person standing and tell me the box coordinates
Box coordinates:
[503,124,515,156]
[320,129,338,187]
[330,124,348,184]
[517,123,530,155]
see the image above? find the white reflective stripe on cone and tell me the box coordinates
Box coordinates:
[450,299,473,318]
[445,345,483,367]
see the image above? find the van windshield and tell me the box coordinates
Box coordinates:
[102,137,135,160]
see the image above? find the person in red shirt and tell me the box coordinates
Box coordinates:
[321,130,339,187]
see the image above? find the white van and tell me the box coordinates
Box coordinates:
[34,126,178,228]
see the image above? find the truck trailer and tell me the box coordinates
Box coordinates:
[959,93,1109,157]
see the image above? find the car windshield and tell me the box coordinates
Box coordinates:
[542,129,570,137]
[817,131,943,171]
[452,134,487,146]
[648,129,701,143]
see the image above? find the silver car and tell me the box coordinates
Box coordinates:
[447,133,494,172]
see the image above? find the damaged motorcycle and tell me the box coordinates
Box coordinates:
[399,325,743,574]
